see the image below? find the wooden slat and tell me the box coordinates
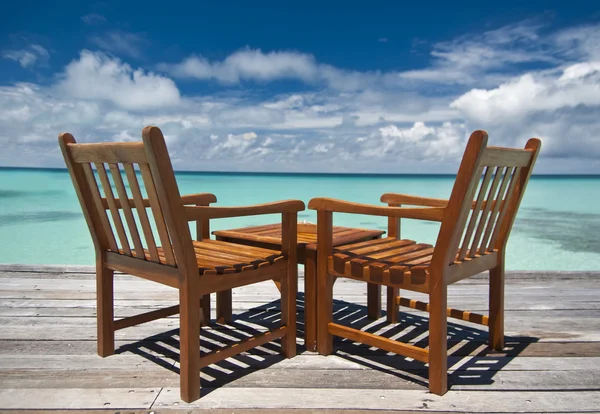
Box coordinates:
[479,166,514,254]
[469,166,505,258]
[336,236,395,251]
[113,304,179,330]
[397,296,489,326]
[383,245,434,264]
[365,241,422,261]
[328,322,429,362]
[198,327,288,369]
[191,243,269,266]
[95,163,131,255]
[457,166,491,261]
[203,239,281,259]
[105,252,179,288]
[447,251,499,284]
[68,142,148,164]
[349,239,415,256]
[123,163,160,262]
[108,163,145,258]
[489,167,521,249]
[481,147,533,167]
[80,163,118,251]
[139,163,175,266]
[308,198,445,221]
[197,260,286,295]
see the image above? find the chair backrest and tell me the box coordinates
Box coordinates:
[432,130,541,267]
[59,126,195,269]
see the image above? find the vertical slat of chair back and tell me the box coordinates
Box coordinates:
[488,139,541,252]
[434,133,541,267]
[58,132,177,266]
[431,131,488,268]
[141,126,198,276]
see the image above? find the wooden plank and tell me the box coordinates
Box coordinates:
[95,162,131,255]
[3,339,600,358]
[81,163,118,251]
[481,146,533,167]
[109,163,145,259]
[468,166,504,258]
[0,388,159,409]
[123,163,159,261]
[328,322,429,362]
[68,142,147,164]
[152,388,600,411]
[478,166,513,254]
[457,166,493,261]
[138,163,175,265]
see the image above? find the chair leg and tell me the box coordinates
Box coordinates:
[216,289,233,324]
[200,294,210,326]
[316,272,334,355]
[96,259,114,357]
[281,261,298,358]
[367,283,381,320]
[489,262,505,351]
[179,284,201,403]
[386,287,399,324]
[428,273,448,395]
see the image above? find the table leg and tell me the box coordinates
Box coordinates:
[200,294,210,326]
[304,249,317,352]
[216,289,233,324]
[367,283,381,320]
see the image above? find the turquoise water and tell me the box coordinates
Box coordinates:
[0,167,599,270]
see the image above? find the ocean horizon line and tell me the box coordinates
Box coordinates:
[1,165,599,179]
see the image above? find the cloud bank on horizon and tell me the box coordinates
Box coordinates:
[1,15,600,173]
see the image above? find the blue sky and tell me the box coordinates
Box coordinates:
[1,0,600,173]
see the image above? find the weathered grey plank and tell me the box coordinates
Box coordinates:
[1,266,600,412]
[152,388,600,411]
[0,388,159,410]
[3,353,599,372]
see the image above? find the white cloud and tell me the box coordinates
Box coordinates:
[89,30,148,58]
[160,48,379,91]
[56,50,181,111]
[1,20,600,173]
[81,13,107,25]
[451,62,600,124]
[3,44,49,68]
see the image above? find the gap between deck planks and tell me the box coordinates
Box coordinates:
[0,265,599,412]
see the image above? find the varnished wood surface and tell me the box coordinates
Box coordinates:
[58,126,303,402]
[213,224,386,352]
[0,265,599,412]
[213,224,385,252]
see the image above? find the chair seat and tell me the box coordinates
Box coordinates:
[329,237,433,291]
[330,237,498,292]
[119,239,284,275]
[191,239,284,275]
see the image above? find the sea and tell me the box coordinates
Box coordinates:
[0,167,599,270]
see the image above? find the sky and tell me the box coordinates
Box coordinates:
[1,0,600,173]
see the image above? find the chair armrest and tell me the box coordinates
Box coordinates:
[180,193,217,205]
[184,200,305,220]
[380,193,449,207]
[308,198,444,221]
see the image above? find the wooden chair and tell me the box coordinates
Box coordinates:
[308,130,540,395]
[59,126,304,402]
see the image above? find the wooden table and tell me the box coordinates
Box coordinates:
[213,223,385,351]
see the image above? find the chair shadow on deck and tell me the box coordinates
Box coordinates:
[115,293,307,396]
[330,297,539,389]
[115,293,538,394]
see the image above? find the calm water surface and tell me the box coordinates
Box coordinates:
[0,167,599,270]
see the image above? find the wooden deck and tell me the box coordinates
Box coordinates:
[0,264,599,413]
